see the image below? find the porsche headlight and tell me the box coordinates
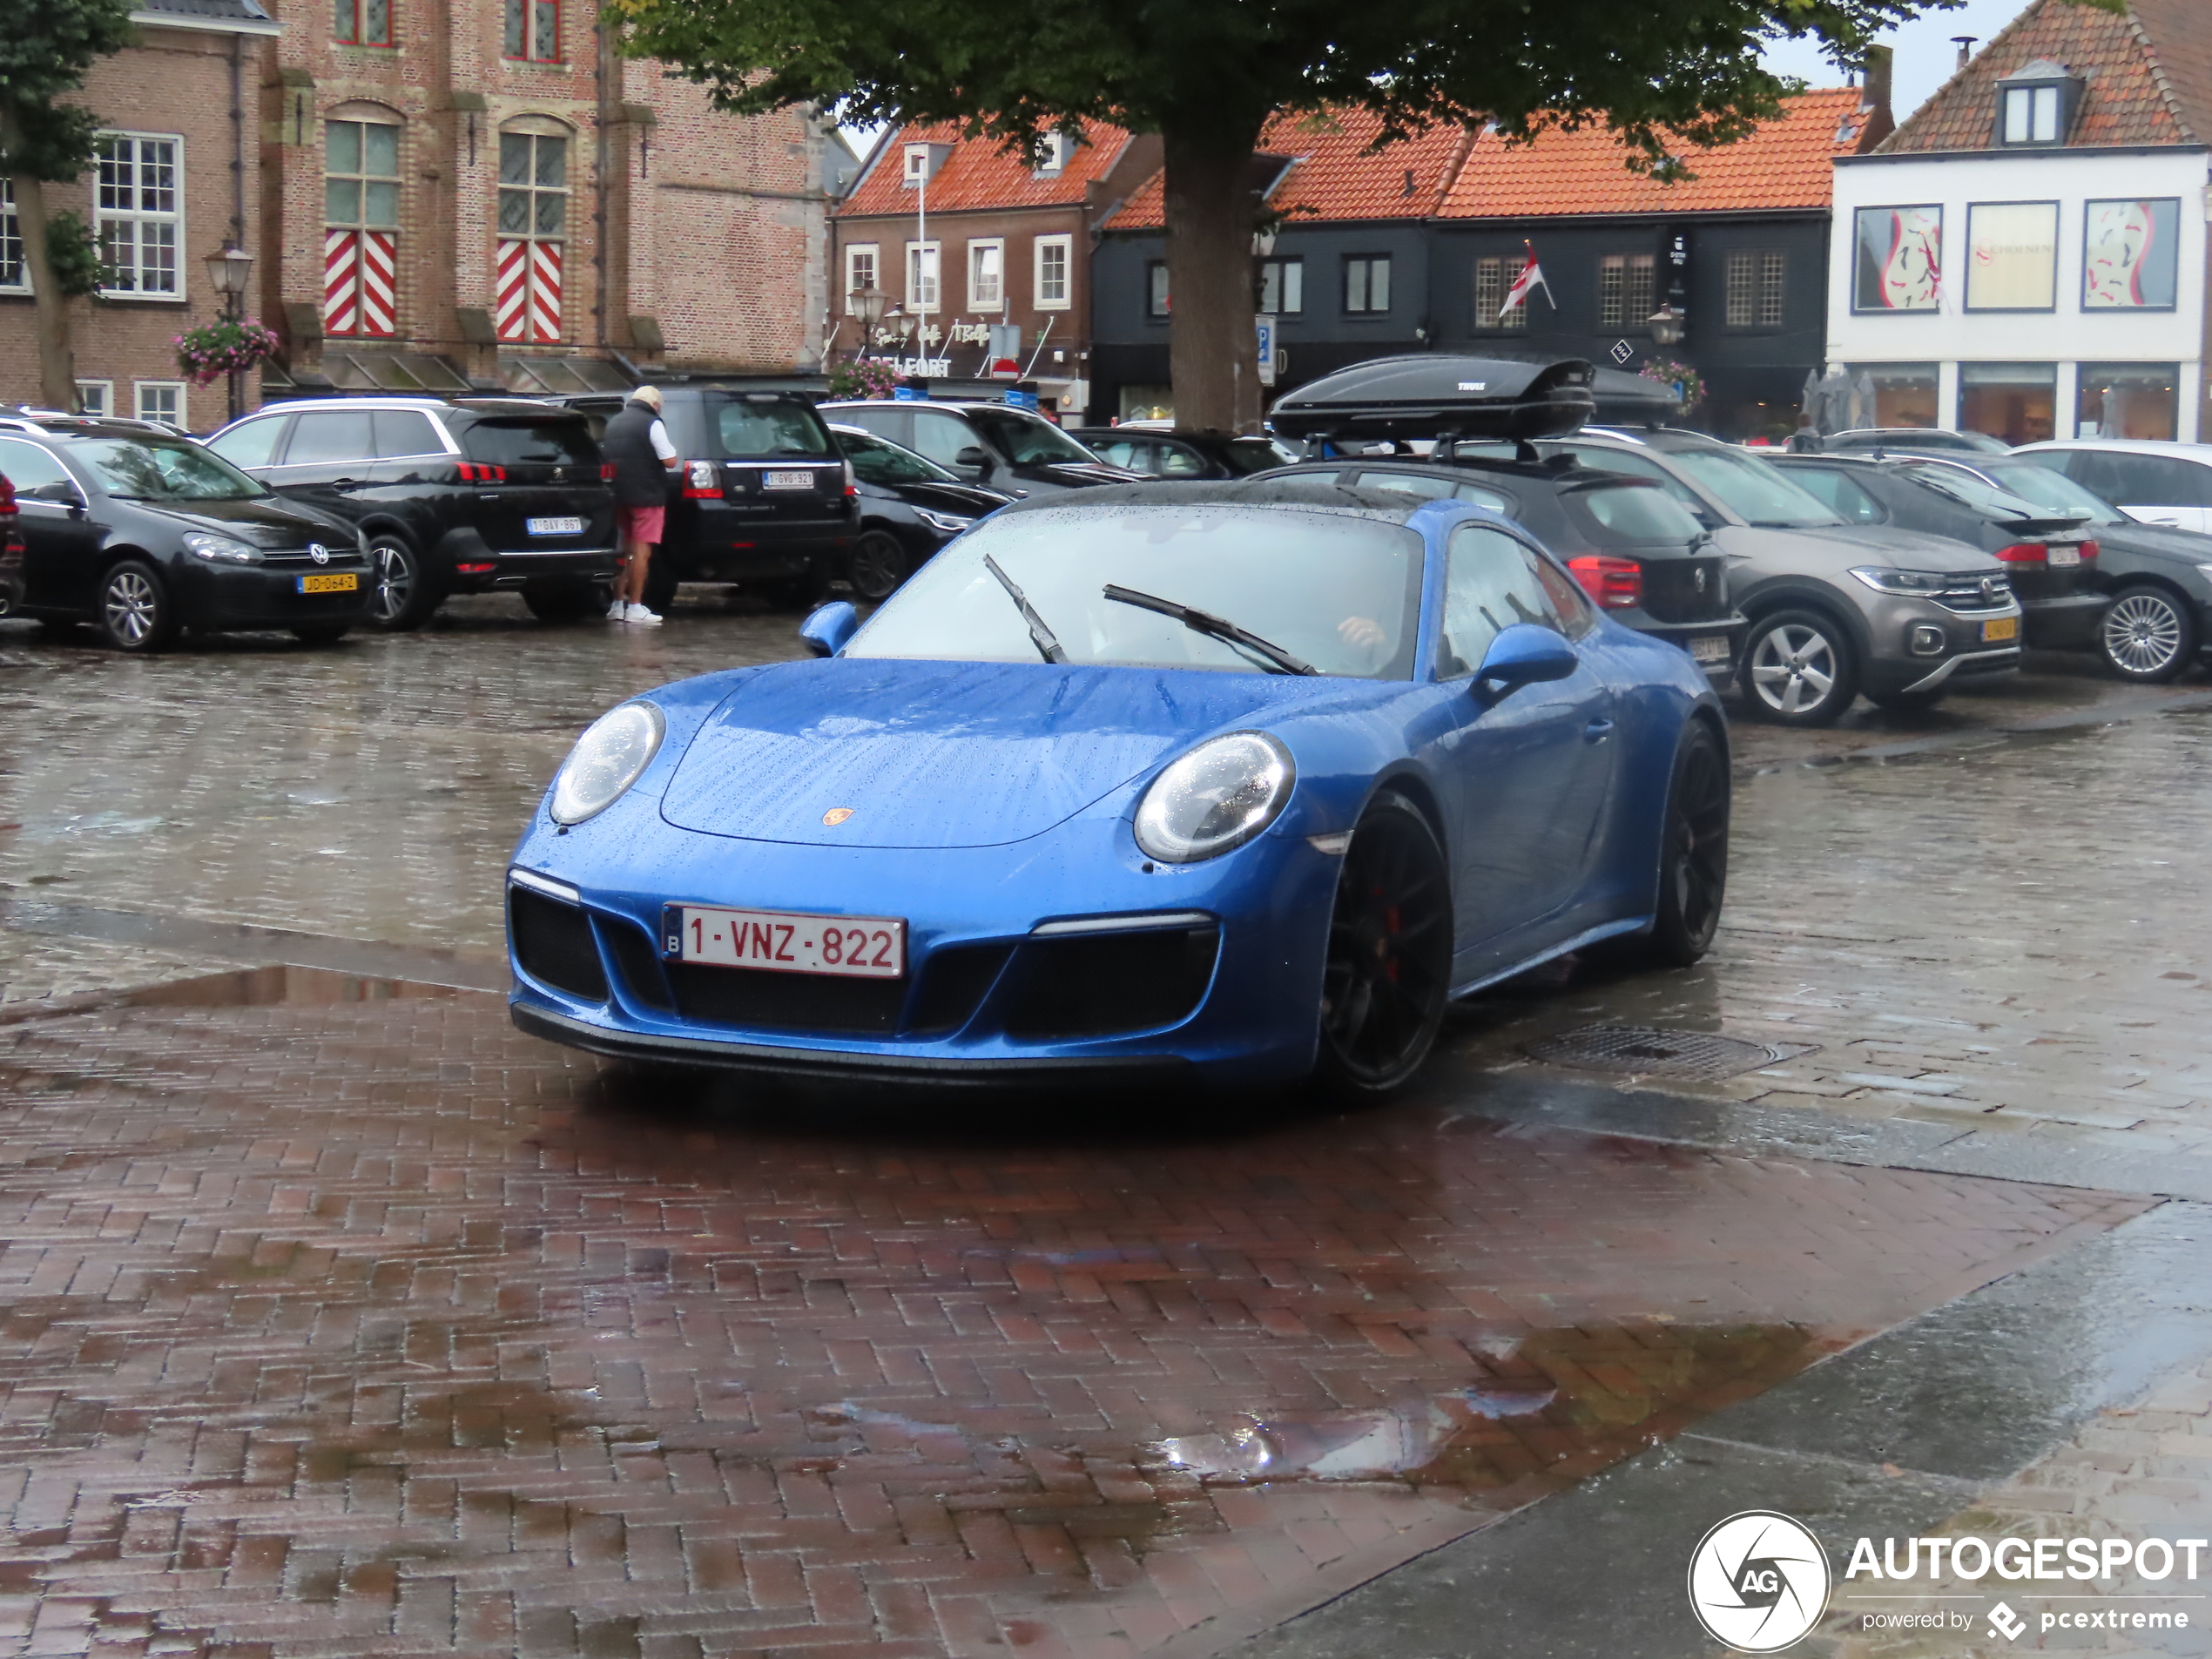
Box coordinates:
[1134,732,1294,863]
[550,701,665,825]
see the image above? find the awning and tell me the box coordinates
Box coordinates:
[501,355,636,394]
[319,350,475,393]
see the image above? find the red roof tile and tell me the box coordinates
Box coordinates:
[1105,110,1474,231]
[1879,0,2205,152]
[838,118,1135,218]
[1436,91,1868,219]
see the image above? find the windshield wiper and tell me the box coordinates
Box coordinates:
[1103,584,1318,676]
[982,554,1068,664]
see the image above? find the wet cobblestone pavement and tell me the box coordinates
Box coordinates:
[2,598,2210,1656]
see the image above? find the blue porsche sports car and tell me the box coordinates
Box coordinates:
[507,478,1729,1093]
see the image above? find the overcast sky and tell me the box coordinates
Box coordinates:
[1758,0,2031,122]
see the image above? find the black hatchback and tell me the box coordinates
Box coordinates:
[0,415,370,651]
[204,396,617,629]
[829,423,1010,599]
[820,399,1137,497]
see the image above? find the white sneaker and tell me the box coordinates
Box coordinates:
[624,603,663,626]
[606,598,628,620]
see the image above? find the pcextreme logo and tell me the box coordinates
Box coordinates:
[1688,1511,1832,1652]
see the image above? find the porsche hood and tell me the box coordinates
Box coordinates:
[658,658,1332,849]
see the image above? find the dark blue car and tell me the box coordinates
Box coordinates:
[505,479,1729,1095]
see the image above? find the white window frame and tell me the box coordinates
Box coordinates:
[903,144,931,184]
[968,238,1005,311]
[1034,233,1072,310]
[0,178,25,294]
[1036,132,1068,176]
[76,381,114,416]
[905,239,940,313]
[94,132,185,301]
[135,381,186,426]
[844,242,879,308]
[2002,84,2060,145]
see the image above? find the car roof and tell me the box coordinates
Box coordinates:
[991,477,1433,521]
[250,395,578,419]
[1273,450,1662,492]
[0,415,195,442]
[2015,437,2212,459]
[821,399,1048,416]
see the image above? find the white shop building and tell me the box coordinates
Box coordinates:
[1825,0,2212,445]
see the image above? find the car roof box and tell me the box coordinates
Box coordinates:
[1269,355,1595,442]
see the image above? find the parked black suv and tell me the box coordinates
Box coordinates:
[204,396,617,628]
[0,414,370,651]
[820,399,1136,497]
[539,387,858,610]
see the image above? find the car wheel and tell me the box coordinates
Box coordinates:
[1642,720,1730,966]
[1741,608,1858,725]
[522,578,612,624]
[98,560,177,653]
[368,535,439,631]
[641,560,680,615]
[289,622,350,644]
[2099,584,2196,683]
[1315,791,1453,1096]
[848,531,910,601]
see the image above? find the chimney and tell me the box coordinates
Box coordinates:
[1858,44,1896,149]
[1952,35,1978,70]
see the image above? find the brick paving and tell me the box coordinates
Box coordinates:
[0,986,2145,1658]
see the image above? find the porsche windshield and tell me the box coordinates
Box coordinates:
[846,503,1426,678]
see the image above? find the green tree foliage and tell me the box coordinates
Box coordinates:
[610,0,1959,428]
[0,0,138,408]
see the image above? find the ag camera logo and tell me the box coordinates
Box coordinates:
[1689,1511,1832,1651]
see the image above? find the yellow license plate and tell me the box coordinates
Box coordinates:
[1982,615,2019,643]
[298,572,359,595]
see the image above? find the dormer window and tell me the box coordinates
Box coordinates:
[1036,131,1068,175]
[903,144,931,183]
[1995,60,2082,147]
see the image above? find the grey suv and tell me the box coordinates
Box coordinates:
[1545,428,2020,723]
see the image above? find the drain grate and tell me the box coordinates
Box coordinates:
[1522,1023,1811,1082]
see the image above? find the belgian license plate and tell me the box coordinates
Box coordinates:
[1983,615,2020,642]
[665,904,906,980]
[1688,634,1731,664]
[297,572,358,594]
[527,516,584,536]
[2048,544,2081,567]
[763,470,815,491]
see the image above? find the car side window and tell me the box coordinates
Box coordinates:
[1785,467,1885,523]
[1438,523,1573,678]
[0,439,76,496]
[1093,439,1143,470]
[1453,482,1513,510]
[283,409,376,467]
[206,415,287,471]
[1355,469,1454,499]
[909,410,979,469]
[1560,444,1713,517]
[373,410,444,460]
[1155,441,1208,478]
[2108,452,2208,508]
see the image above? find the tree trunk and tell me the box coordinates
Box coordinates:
[1161,120,1264,435]
[0,105,79,413]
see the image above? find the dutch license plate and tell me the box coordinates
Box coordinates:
[2048,544,2080,567]
[666,904,906,980]
[1689,634,1731,664]
[297,572,358,594]
[763,470,815,491]
[527,516,584,536]
[1983,615,2020,642]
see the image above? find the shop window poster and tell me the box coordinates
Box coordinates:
[2083,199,2179,308]
[1854,206,1943,311]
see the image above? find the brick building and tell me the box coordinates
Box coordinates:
[831,121,1163,421]
[0,0,833,425]
[0,0,281,428]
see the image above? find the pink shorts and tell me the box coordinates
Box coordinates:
[617,504,665,545]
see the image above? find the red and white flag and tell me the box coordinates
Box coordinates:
[1501,242,1554,312]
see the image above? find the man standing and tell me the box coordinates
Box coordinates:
[600,384,680,625]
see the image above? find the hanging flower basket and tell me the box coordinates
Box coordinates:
[1637,356,1704,412]
[826,354,900,400]
[173,319,282,388]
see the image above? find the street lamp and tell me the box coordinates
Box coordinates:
[1647,304,1686,347]
[203,244,255,422]
[850,285,888,357]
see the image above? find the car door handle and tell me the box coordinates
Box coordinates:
[1583,718,1615,742]
[330,477,363,487]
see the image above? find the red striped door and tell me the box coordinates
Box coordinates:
[495,236,563,344]
[528,240,561,343]
[322,229,360,336]
[356,230,396,337]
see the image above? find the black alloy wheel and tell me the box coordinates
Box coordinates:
[368,535,438,631]
[848,530,911,601]
[1316,791,1453,1096]
[2099,583,2197,684]
[1741,607,1859,726]
[98,559,177,653]
[1645,720,1730,965]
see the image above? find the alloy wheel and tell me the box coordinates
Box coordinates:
[850,532,908,601]
[371,542,414,624]
[103,570,158,646]
[1666,732,1730,952]
[1748,623,1838,717]
[2103,592,2184,678]
[1319,799,1452,1089]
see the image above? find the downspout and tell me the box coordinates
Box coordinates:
[230,32,246,246]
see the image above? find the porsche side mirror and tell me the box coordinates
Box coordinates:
[799,600,860,658]
[1474,624,1578,702]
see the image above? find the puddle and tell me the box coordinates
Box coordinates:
[0,965,472,1027]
